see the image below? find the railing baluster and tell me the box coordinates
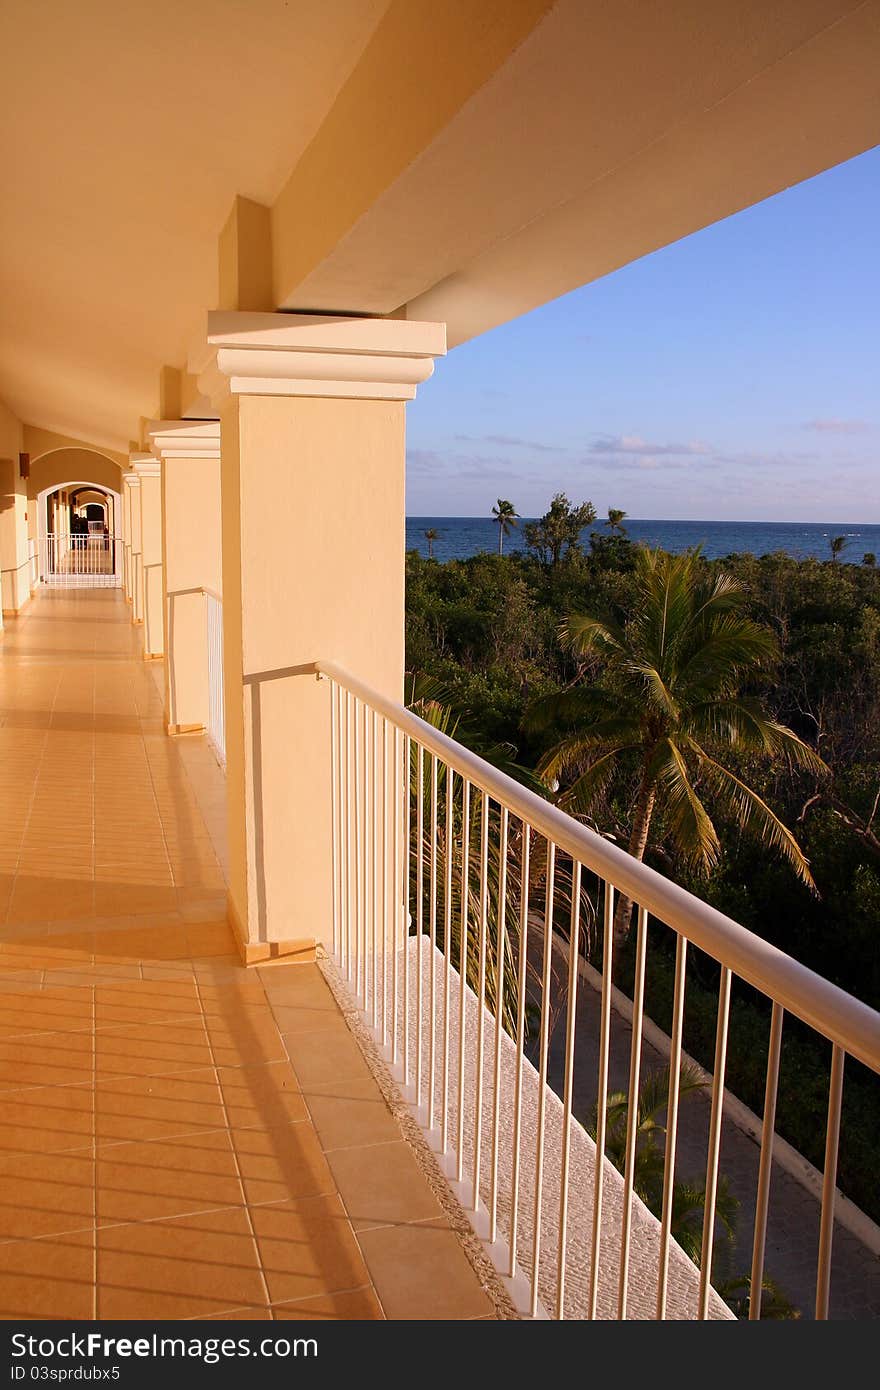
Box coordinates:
[618,904,649,1319]
[353,697,363,999]
[509,822,530,1279]
[442,769,459,1155]
[530,839,556,1318]
[429,754,439,1130]
[816,1043,845,1321]
[381,716,389,1046]
[588,880,615,1320]
[314,665,880,1328]
[489,804,509,1245]
[698,964,732,1319]
[415,744,424,1109]
[340,688,350,979]
[749,1001,783,1320]
[556,857,581,1319]
[656,933,688,1319]
[330,680,340,959]
[392,725,401,1066]
[455,776,469,1176]
[472,791,489,1209]
[371,709,379,1028]
[403,734,412,1086]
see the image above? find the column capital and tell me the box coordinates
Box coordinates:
[148,419,221,461]
[122,470,141,487]
[189,310,446,407]
[132,452,162,479]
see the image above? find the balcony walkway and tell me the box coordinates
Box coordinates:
[0,589,496,1321]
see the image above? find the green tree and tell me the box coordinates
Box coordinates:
[830,535,846,562]
[423,527,440,559]
[524,492,596,568]
[527,548,826,942]
[863,552,876,567]
[491,498,519,554]
[606,507,628,534]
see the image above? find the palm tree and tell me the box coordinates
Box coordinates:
[606,507,628,534]
[492,499,519,554]
[526,548,826,943]
[423,527,440,559]
[589,1063,738,1264]
[829,535,846,562]
[589,1063,798,1315]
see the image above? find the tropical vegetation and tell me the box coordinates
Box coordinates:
[405,514,880,1227]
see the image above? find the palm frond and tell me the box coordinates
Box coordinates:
[648,738,720,872]
[684,698,828,773]
[561,612,627,657]
[522,684,623,735]
[694,747,817,891]
[558,746,636,816]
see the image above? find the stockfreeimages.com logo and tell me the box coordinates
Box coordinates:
[11,1333,317,1369]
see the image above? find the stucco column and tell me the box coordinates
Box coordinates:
[0,455,31,615]
[193,311,445,958]
[149,420,222,733]
[121,473,137,603]
[133,456,163,657]
[126,472,143,623]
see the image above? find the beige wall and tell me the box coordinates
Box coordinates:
[0,397,30,614]
[221,392,405,947]
[162,454,222,731]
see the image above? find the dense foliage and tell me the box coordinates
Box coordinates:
[405,525,880,1217]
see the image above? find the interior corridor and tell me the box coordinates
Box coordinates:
[0,590,494,1320]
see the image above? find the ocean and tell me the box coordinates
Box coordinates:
[406,517,880,565]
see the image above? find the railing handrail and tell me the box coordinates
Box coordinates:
[314,657,880,1074]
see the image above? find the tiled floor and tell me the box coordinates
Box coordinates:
[0,589,494,1320]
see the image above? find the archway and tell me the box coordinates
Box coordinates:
[35,479,122,588]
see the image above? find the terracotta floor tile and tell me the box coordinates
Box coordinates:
[326,1139,444,1231]
[96,1130,243,1224]
[0,1150,95,1239]
[0,592,493,1322]
[233,1122,335,1206]
[95,1069,226,1144]
[250,1193,370,1305]
[357,1224,493,1320]
[282,1023,373,1089]
[97,1207,266,1319]
[269,1001,344,1036]
[0,1231,95,1320]
[217,1061,307,1131]
[300,1077,400,1152]
[272,1286,383,1320]
[0,1084,94,1155]
[94,1021,213,1077]
[207,1015,288,1068]
[201,1306,273,1320]
[0,1033,93,1091]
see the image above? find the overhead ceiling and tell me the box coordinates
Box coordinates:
[2,0,878,455]
[0,0,388,450]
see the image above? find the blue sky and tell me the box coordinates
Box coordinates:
[406,146,879,522]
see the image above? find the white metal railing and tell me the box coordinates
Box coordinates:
[37,533,121,588]
[205,589,225,766]
[316,658,880,1321]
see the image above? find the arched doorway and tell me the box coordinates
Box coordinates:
[36,480,122,588]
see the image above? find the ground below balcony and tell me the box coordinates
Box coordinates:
[0,590,496,1321]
